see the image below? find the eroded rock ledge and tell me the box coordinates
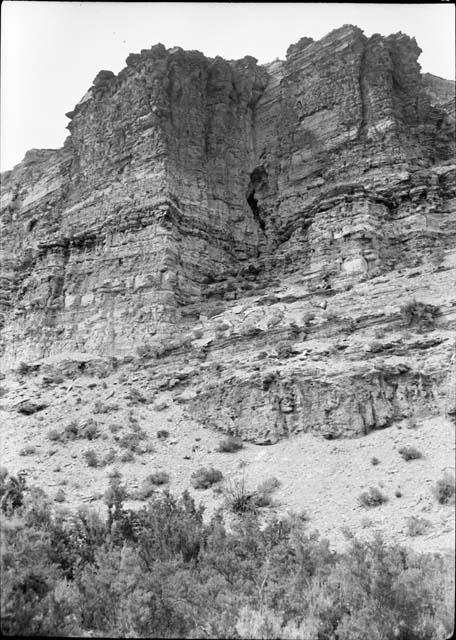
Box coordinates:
[1,25,455,441]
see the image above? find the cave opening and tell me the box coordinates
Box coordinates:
[246,166,268,234]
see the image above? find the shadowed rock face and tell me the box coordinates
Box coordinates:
[1,25,455,441]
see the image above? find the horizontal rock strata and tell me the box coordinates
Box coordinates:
[1,25,455,440]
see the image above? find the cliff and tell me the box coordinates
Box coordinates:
[1,25,455,443]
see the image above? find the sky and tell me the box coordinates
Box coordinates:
[1,2,455,171]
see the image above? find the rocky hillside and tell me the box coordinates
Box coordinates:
[0,25,455,549]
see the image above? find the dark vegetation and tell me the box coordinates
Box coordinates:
[48,419,100,443]
[400,300,440,331]
[433,472,455,505]
[217,435,244,453]
[358,486,388,508]
[190,466,223,489]
[1,469,454,639]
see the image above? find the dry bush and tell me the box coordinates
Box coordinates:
[400,299,440,330]
[19,445,36,456]
[217,436,244,453]
[83,449,99,468]
[358,487,388,508]
[398,446,423,461]
[54,488,66,503]
[120,450,135,463]
[191,467,223,490]
[406,516,431,537]
[433,472,455,505]
[136,471,170,499]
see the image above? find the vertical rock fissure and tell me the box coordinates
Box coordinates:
[246,166,268,235]
[357,40,369,142]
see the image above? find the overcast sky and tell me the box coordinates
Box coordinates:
[1,1,455,171]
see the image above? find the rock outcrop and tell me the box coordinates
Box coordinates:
[1,25,455,441]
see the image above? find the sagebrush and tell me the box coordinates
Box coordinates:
[0,470,453,639]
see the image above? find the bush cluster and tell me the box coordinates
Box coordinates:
[47,419,100,443]
[1,471,454,639]
[118,430,151,454]
[358,486,388,508]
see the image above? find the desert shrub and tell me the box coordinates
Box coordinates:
[136,343,154,359]
[191,467,223,490]
[358,486,388,508]
[157,429,169,439]
[406,515,431,537]
[136,480,156,500]
[54,489,66,503]
[433,472,455,505]
[136,472,170,500]
[223,476,259,514]
[370,456,380,466]
[83,449,99,468]
[261,372,276,391]
[148,471,169,485]
[257,476,280,496]
[102,448,117,466]
[217,436,244,453]
[0,471,26,514]
[64,421,79,440]
[47,428,63,442]
[118,431,147,453]
[126,387,147,404]
[17,361,33,376]
[19,445,36,456]
[400,299,440,330]
[398,445,423,461]
[395,489,403,498]
[81,420,99,440]
[93,400,118,414]
[276,343,294,359]
[119,450,135,463]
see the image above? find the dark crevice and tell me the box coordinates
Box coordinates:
[246,166,268,235]
[357,40,369,142]
[247,191,265,232]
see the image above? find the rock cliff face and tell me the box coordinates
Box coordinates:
[1,25,455,442]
